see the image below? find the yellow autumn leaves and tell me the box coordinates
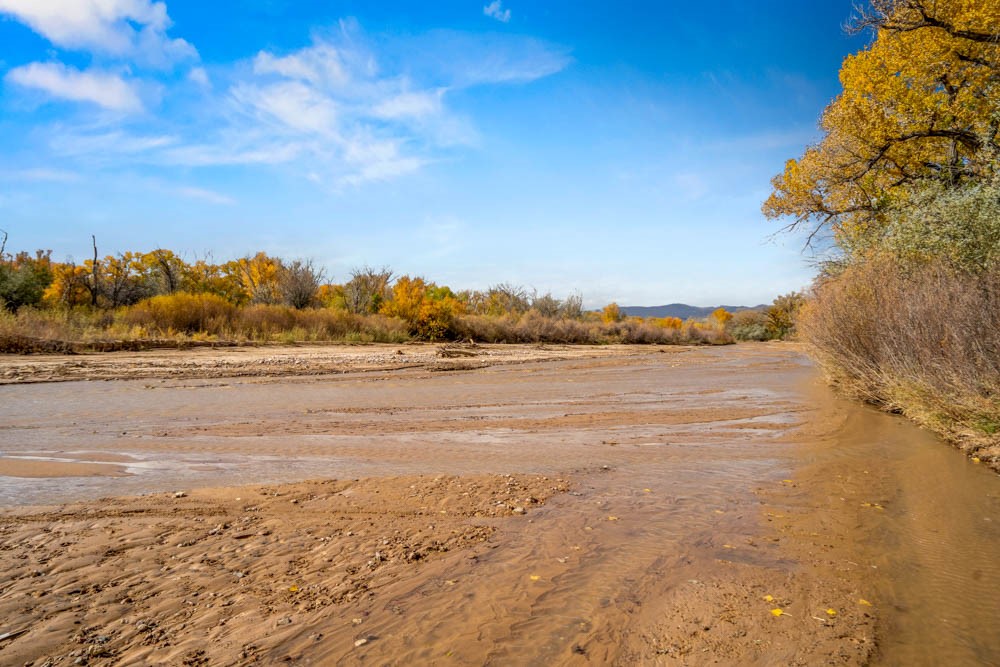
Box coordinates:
[763,0,999,247]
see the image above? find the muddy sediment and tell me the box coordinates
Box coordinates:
[0,344,997,665]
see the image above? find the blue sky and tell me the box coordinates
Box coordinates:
[0,1,864,307]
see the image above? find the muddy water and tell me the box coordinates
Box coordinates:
[0,345,997,665]
[786,376,1000,666]
[824,401,1000,666]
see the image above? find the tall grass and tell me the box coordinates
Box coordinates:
[802,257,1000,459]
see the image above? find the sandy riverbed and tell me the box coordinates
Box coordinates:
[0,343,997,666]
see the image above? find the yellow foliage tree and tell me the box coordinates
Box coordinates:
[763,0,1000,248]
[381,275,427,323]
[602,302,623,323]
[42,264,91,307]
[316,283,346,309]
[381,276,466,339]
[710,307,733,329]
[225,253,281,305]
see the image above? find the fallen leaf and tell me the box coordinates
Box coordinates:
[529,575,541,581]
[288,586,299,593]
[770,608,785,617]
[607,516,619,521]
[763,595,774,602]
[859,599,873,607]
[826,608,837,616]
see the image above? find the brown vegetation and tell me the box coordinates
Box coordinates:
[801,258,1000,464]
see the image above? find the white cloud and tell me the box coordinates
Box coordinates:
[6,62,143,111]
[253,42,350,88]
[0,0,196,67]
[176,186,235,205]
[49,130,177,158]
[483,1,511,23]
[4,167,81,182]
[405,31,571,87]
[231,81,338,136]
[187,66,210,88]
[158,134,305,166]
[339,135,425,187]
[10,20,569,190]
[372,90,443,119]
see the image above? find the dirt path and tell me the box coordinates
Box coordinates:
[0,344,997,666]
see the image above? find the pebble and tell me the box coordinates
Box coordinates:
[173,491,186,498]
[354,637,369,647]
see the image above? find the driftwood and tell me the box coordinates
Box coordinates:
[437,346,477,358]
[436,341,480,358]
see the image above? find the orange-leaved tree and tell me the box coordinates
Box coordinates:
[381,276,465,339]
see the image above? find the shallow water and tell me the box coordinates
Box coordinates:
[0,345,997,664]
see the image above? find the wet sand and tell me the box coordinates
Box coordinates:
[0,344,997,665]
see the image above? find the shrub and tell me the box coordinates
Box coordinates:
[802,256,1000,457]
[601,302,623,323]
[730,309,771,341]
[0,251,54,311]
[124,292,235,335]
[766,292,806,340]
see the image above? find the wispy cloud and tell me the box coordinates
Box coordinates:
[49,130,177,157]
[0,0,196,67]
[6,16,569,189]
[176,186,235,205]
[2,167,81,182]
[483,1,512,23]
[187,66,210,89]
[404,31,571,87]
[5,62,144,112]
[173,24,566,185]
[373,90,444,120]
[231,81,339,136]
[253,41,352,88]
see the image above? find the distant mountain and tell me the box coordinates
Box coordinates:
[620,303,767,319]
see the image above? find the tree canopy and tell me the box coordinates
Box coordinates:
[763,0,1000,249]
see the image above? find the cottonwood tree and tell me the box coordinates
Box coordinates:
[531,292,562,318]
[763,0,999,249]
[99,252,152,307]
[560,292,584,319]
[483,283,530,316]
[278,259,324,309]
[142,249,186,295]
[227,253,281,305]
[343,266,393,314]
